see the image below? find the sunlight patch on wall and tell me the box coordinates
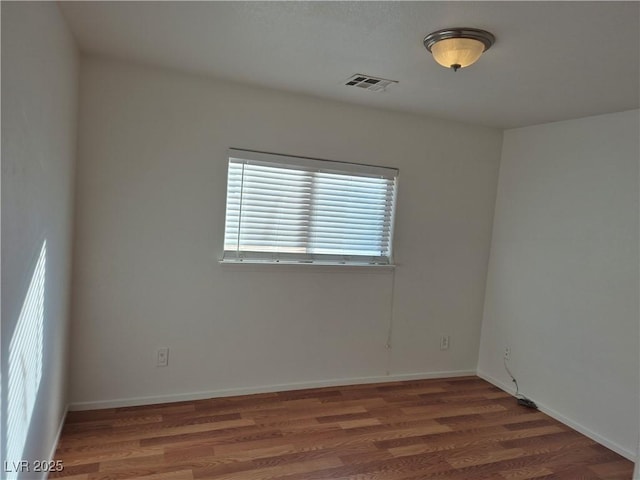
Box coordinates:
[6,240,46,476]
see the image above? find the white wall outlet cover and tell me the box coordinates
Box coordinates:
[157,348,169,367]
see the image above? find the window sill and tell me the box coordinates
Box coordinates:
[218,259,396,272]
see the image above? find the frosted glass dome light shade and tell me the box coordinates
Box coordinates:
[424,28,495,71]
[431,38,485,69]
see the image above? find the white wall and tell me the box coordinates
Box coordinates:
[1,1,78,476]
[636,145,640,478]
[478,110,639,459]
[70,57,503,408]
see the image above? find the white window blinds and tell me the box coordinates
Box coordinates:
[223,149,398,265]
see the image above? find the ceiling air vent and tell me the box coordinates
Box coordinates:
[345,74,398,92]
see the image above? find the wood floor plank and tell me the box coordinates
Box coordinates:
[588,459,637,479]
[444,445,527,468]
[52,377,634,479]
[57,445,165,467]
[498,465,554,479]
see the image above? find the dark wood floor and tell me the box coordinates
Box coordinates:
[52,377,633,479]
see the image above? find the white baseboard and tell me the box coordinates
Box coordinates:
[68,369,476,411]
[40,404,68,480]
[477,369,636,462]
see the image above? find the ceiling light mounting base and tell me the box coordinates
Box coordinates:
[423,28,495,53]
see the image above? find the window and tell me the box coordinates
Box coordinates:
[222,149,398,265]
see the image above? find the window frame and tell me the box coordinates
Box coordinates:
[220,149,399,266]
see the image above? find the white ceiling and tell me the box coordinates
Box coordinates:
[59,1,639,129]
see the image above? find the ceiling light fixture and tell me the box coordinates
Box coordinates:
[423,28,495,72]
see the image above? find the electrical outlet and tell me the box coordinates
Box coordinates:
[504,347,511,360]
[157,347,169,367]
[440,335,450,350]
